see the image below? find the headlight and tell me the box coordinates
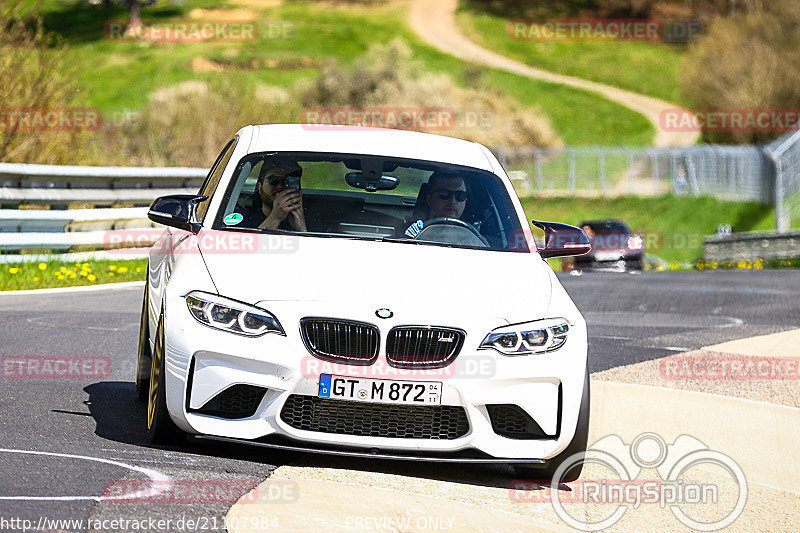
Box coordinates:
[479,318,569,356]
[185,291,285,337]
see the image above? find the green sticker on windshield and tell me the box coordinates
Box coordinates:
[223,213,243,226]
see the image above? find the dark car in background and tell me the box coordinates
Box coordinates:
[563,220,644,273]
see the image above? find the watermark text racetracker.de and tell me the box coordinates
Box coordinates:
[661,108,800,133]
[661,355,800,380]
[103,479,298,505]
[103,228,299,255]
[301,107,494,131]
[301,354,496,380]
[508,18,702,43]
[1,356,111,380]
[0,107,102,131]
[509,432,748,531]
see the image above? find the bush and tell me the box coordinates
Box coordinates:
[0,1,93,164]
[103,81,300,167]
[680,0,800,143]
[301,38,561,148]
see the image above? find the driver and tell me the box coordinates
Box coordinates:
[405,174,467,237]
[238,158,307,232]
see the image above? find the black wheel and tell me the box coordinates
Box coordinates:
[514,367,590,482]
[135,283,151,402]
[147,311,184,444]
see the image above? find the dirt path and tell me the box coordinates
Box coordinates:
[407,0,699,148]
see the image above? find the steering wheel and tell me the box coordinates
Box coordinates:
[417,217,491,247]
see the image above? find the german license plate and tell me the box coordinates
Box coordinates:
[318,374,442,405]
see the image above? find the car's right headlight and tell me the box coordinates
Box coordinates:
[185,291,285,337]
[479,318,569,356]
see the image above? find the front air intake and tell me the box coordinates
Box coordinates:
[194,385,267,419]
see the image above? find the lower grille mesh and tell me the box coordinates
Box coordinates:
[195,385,267,419]
[280,395,469,439]
[486,404,548,439]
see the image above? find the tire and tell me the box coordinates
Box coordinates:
[514,367,590,482]
[147,311,185,444]
[135,283,151,402]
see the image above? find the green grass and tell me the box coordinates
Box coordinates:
[26,0,654,147]
[520,195,775,263]
[0,258,146,291]
[457,1,689,106]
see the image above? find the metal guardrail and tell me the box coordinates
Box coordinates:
[0,162,207,253]
[0,162,207,207]
[0,208,151,233]
[703,230,800,262]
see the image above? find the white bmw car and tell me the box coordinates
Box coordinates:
[136,124,591,480]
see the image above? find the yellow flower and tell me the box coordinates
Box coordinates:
[60,267,67,273]
[109,272,115,277]
[81,262,89,268]
[33,276,39,282]
[118,266,129,274]
[68,273,77,279]
[8,267,20,274]
[80,270,89,277]
[135,267,142,273]
[87,274,96,282]
[109,265,117,271]
[38,262,47,270]
[56,274,64,280]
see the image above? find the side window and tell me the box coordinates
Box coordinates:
[196,138,237,221]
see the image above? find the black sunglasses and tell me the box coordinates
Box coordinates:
[261,170,301,186]
[432,189,467,202]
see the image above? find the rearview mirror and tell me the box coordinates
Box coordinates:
[148,194,207,233]
[345,172,399,192]
[532,220,591,259]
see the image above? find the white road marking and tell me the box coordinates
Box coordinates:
[0,448,170,502]
[0,281,144,297]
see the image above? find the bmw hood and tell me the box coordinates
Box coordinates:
[198,231,554,325]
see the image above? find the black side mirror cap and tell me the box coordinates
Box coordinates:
[148,194,208,233]
[532,220,592,258]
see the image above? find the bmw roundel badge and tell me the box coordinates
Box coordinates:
[375,308,393,319]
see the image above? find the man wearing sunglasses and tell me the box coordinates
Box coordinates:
[405,173,468,237]
[239,159,308,231]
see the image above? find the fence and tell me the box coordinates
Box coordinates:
[496,131,800,233]
[765,130,800,232]
[495,144,773,203]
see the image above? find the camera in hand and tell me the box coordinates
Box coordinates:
[285,176,301,191]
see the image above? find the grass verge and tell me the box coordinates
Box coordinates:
[0,258,147,291]
[520,195,776,264]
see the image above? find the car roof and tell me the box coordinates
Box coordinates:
[239,124,495,171]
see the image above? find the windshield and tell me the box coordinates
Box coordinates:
[213,151,529,252]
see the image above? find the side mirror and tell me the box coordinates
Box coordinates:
[148,194,207,233]
[532,220,591,259]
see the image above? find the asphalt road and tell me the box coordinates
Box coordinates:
[0,269,798,532]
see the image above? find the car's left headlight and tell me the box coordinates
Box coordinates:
[185,291,285,337]
[479,318,569,356]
